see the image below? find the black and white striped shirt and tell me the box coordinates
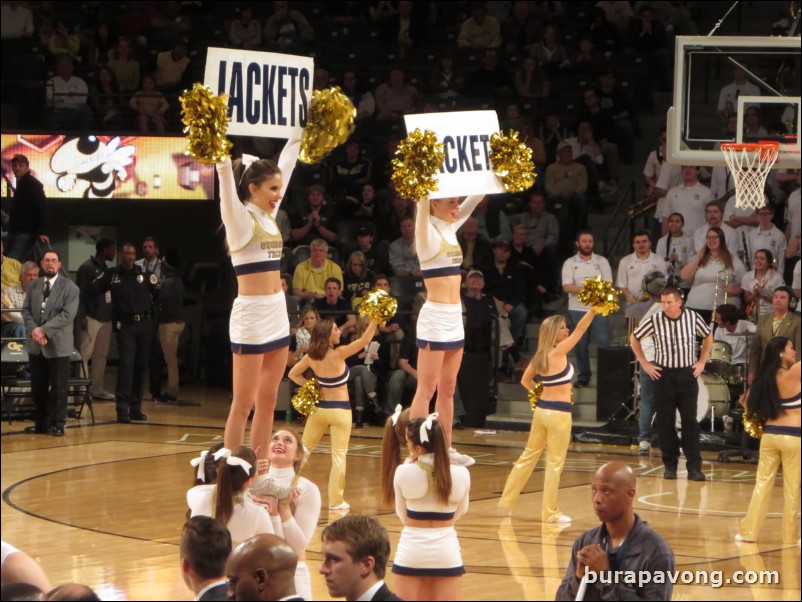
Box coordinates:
[633,308,711,368]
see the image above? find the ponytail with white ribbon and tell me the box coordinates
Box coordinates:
[420,412,439,444]
[190,450,209,482]
[391,404,403,426]
[213,447,253,475]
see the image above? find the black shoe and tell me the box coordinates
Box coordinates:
[24,425,47,434]
[574,381,590,388]
[117,412,131,424]
[687,470,706,482]
[129,410,148,421]
[50,426,65,437]
[664,468,677,480]
[453,419,465,431]
[354,410,364,428]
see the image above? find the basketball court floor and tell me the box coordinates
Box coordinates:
[1,385,799,601]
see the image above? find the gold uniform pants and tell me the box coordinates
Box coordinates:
[499,407,572,522]
[739,433,801,544]
[302,407,352,506]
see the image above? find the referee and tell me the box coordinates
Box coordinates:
[630,287,712,481]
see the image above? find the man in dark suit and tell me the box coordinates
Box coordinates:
[320,515,401,601]
[180,516,231,601]
[748,286,802,384]
[21,249,79,436]
[226,534,302,601]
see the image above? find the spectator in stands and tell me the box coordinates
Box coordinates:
[743,249,785,318]
[597,69,635,162]
[339,186,379,233]
[375,66,419,120]
[458,216,493,275]
[473,197,512,243]
[6,154,49,263]
[389,216,421,277]
[743,106,768,139]
[263,0,314,52]
[379,191,413,241]
[513,192,561,300]
[354,225,390,275]
[373,274,405,369]
[180,516,231,602]
[748,203,787,275]
[229,4,262,50]
[642,127,671,242]
[617,230,667,322]
[561,230,612,387]
[293,239,344,303]
[48,18,81,61]
[343,252,374,309]
[529,23,570,76]
[330,140,372,200]
[1,240,22,290]
[280,274,300,324]
[346,316,381,427]
[514,56,549,100]
[33,1,57,45]
[458,1,501,49]
[597,0,634,32]
[508,223,540,310]
[430,50,466,101]
[468,48,513,98]
[1,261,38,340]
[155,39,190,92]
[587,7,621,54]
[313,67,330,91]
[629,4,671,91]
[47,56,92,129]
[656,212,694,271]
[89,66,124,129]
[660,165,713,238]
[502,0,541,55]
[89,21,116,65]
[545,141,589,253]
[288,307,318,368]
[578,89,625,168]
[107,37,140,94]
[564,120,618,198]
[539,114,570,164]
[382,326,418,416]
[290,184,338,246]
[130,73,169,133]
[462,268,504,354]
[681,226,747,321]
[340,70,375,120]
[573,34,606,79]
[718,64,761,126]
[482,240,528,360]
[1,2,34,40]
[150,1,192,48]
[692,200,740,259]
[314,278,357,338]
[382,0,427,51]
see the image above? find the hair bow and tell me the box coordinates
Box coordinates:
[226,455,253,475]
[391,404,403,426]
[238,153,260,186]
[190,450,209,481]
[420,412,439,444]
[213,447,232,461]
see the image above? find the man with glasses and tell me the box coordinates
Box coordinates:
[21,250,79,436]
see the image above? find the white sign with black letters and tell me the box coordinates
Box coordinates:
[404,111,505,199]
[204,47,313,138]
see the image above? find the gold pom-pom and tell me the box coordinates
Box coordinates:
[577,276,621,316]
[299,87,356,165]
[528,380,543,411]
[359,288,398,327]
[391,129,445,201]
[489,130,536,193]
[743,415,764,439]
[180,83,233,164]
[291,379,320,416]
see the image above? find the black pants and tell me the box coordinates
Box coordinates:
[654,366,702,471]
[30,354,70,430]
[115,318,153,414]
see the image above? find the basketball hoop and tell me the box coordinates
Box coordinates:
[720,142,780,210]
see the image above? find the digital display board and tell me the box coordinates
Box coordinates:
[1,134,216,200]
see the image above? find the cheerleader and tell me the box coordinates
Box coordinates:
[499,310,597,522]
[737,337,800,544]
[411,194,485,466]
[381,413,470,601]
[288,318,378,511]
[186,442,224,518]
[187,446,274,546]
[217,137,300,462]
[251,428,322,601]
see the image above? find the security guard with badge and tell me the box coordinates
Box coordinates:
[88,242,159,423]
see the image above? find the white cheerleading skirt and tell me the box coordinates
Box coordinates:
[416,300,464,350]
[230,291,290,354]
[392,526,465,576]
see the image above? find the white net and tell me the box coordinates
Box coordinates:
[720,142,780,210]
